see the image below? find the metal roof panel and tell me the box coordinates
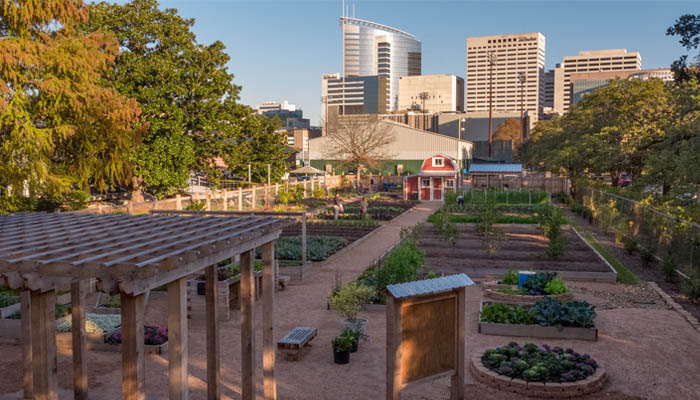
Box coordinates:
[386,273,474,299]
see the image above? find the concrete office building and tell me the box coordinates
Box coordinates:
[256,100,297,114]
[553,49,642,113]
[321,73,389,132]
[341,16,421,111]
[570,68,673,105]
[466,32,546,121]
[398,74,465,113]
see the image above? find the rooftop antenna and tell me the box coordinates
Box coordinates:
[353,3,355,18]
[346,5,349,18]
[342,0,345,17]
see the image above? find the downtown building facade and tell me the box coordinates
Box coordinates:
[569,68,673,105]
[465,32,546,122]
[398,74,465,113]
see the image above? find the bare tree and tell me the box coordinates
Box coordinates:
[324,116,395,187]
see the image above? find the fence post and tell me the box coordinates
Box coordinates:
[223,191,228,211]
[176,194,182,211]
[206,194,211,211]
[251,187,256,210]
[301,213,307,265]
[127,200,133,215]
[265,184,269,208]
[275,183,279,196]
[238,187,243,211]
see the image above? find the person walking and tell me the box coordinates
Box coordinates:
[360,196,368,219]
[333,192,343,220]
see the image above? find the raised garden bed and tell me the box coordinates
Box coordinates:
[471,342,606,397]
[478,299,598,341]
[483,271,573,304]
[188,265,263,321]
[484,288,573,304]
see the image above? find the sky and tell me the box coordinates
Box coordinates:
[117,0,697,124]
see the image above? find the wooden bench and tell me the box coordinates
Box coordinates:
[277,327,317,361]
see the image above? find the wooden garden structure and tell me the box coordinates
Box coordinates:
[0,212,291,400]
[385,274,473,400]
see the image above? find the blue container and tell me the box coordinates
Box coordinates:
[518,271,536,288]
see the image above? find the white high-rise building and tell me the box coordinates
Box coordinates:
[340,16,421,111]
[466,32,546,122]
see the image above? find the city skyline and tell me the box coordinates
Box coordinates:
[125,1,696,124]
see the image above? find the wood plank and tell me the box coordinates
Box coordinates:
[205,264,221,400]
[262,241,276,400]
[451,288,465,400]
[30,290,58,400]
[72,281,88,400]
[168,277,188,400]
[240,249,256,400]
[386,296,401,400]
[121,293,145,400]
[21,291,32,399]
[301,214,307,266]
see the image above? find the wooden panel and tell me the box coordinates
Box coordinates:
[205,265,221,400]
[385,296,401,400]
[262,241,276,399]
[168,278,188,400]
[21,291,32,399]
[71,281,88,400]
[30,290,58,400]
[121,293,145,400]
[400,296,456,384]
[240,249,256,400]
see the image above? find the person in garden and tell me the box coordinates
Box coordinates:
[360,196,368,219]
[333,192,344,220]
[457,194,465,208]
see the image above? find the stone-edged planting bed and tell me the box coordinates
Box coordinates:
[471,354,607,398]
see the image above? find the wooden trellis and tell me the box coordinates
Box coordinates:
[0,212,291,400]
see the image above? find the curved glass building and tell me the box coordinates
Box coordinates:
[340,17,421,111]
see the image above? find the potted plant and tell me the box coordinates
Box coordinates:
[331,334,352,364]
[328,282,374,334]
[341,328,361,353]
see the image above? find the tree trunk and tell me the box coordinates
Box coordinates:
[130,176,144,204]
[610,173,619,187]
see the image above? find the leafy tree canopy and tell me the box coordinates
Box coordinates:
[667,14,700,82]
[0,0,142,196]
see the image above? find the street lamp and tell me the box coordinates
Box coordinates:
[518,72,527,145]
[457,117,466,186]
[487,51,498,159]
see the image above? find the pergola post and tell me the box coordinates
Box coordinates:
[71,280,88,400]
[30,289,58,400]
[301,214,307,265]
[451,288,466,400]
[121,293,146,400]
[21,291,32,399]
[168,277,188,400]
[262,241,276,399]
[205,265,221,400]
[240,249,256,400]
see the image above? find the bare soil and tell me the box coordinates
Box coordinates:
[560,205,700,322]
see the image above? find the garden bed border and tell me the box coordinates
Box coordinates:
[470,353,606,398]
[483,286,573,304]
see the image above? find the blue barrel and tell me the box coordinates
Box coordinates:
[518,271,536,288]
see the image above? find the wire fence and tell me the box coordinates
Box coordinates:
[576,186,700,276]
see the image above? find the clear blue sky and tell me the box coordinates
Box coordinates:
[119,1,697,124]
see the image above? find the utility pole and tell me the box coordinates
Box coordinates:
[518,71,527,145]
[248,164,251,183]
[267,164,271,187]
[457,116,466,187]
[487,51,497,159]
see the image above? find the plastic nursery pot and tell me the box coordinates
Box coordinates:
[333,348,350,364]
[350,340,358,353]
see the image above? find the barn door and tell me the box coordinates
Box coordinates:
[432,178,442,201]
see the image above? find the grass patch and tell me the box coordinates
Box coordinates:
[569,221,639,285]
[427,213,538,224]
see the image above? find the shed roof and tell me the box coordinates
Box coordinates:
[469,163,523,173]
[0,212,290,294]
[386,273,474,299]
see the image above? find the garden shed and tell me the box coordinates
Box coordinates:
[0,212,290,400]
[403,154,461,201]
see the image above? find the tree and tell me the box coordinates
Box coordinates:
[0,0,142,197]
[325,117,395,186]
[86,0,286,197]
[667,14,700,82]
[493,118,523,157]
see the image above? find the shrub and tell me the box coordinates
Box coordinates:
[682,267,700,301]
[65,190,90,211]
[536,206,568,259]
[376,241,424,294]
[660,252,676,283]
[101,295,121,308]
[481,342,599,383]
[185,200,207,211]
[621,235,638,255]
[312,188,326,198]
[431,207,459,249]
[639,246,655,268]
[477,201,504,255]
[502,269,518,285]
[331,334,354,352]
[328,282,375,321]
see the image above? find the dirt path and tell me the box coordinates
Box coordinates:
[559,204,700,322]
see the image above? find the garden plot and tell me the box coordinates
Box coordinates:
[419,224,616,281]
[281,221,378,243]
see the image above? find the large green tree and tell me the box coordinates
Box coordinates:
[667,14,700,82]
[86,0,288,197]
[0,0,142,196]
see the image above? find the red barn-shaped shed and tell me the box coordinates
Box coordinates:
[404,154,460,201]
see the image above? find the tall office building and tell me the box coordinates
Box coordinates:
[553,49,642,113]
[465,32,546,122]
[570,68,672,105]
[340,16,421,111]
[321,73,389,133]
[398,74,465,113]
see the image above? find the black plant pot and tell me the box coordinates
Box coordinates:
[333,349,350,364]
[350,341,358,353]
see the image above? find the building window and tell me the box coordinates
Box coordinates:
[432,157,444,167]
[421,178,431,188]
[445,179,454,188]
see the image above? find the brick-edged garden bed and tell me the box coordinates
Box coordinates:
[471,352,606,398]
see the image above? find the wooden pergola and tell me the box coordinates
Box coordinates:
[0,212,291,400]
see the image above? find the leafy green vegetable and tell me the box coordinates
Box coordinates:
[531,297,597,328]
[481,303,535,325]
[502,269,518,285]
[544,277,569,295]
[520,272,558,295]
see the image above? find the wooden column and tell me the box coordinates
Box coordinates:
[238,187,243,211]
[240,249,256,400]
[301,214,307,265]
[386,296,402,400]
[71,281,88,400]
[205,265,221,400]
[121,293,145,400]
[30,289,58,400]
[262,242,276,399]
[21,291,32,399]
[451,289,466,400]
[168,277,188,400]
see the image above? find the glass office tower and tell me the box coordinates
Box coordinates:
[340,17,421,111]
